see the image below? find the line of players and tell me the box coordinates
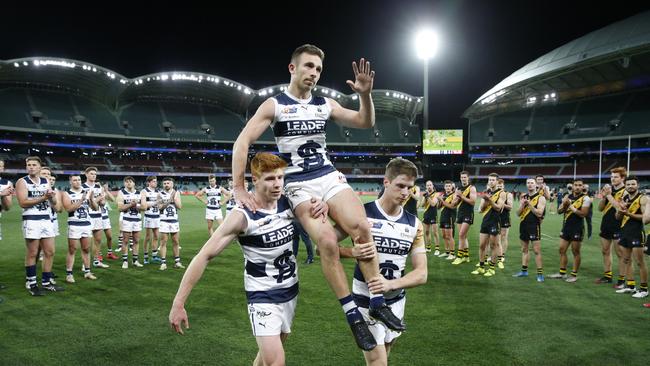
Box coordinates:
[0,157,249,297]
[412,168,649,297]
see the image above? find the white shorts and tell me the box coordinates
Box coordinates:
[91,215,104,231]
[144,216,160,229]
[52,219,60,237]
[284,170,351,210]
[102,217,112,230]
[160,221,179,234]
[22,219,55,240]
[359,297,406,345]
[120,219,142,233]
[205,208,223,221]
[248,297,297,337]
[68,223,93,240]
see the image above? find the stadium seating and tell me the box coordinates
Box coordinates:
[470,90,650,144]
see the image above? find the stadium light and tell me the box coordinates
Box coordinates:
[414,28,439,130]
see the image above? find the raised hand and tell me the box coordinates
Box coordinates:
[346,58,375,96]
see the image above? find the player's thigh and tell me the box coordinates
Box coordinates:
[294,202,337,245]
[326,188,368,234]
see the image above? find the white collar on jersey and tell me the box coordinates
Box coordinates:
[374,200,404,222]
[284,90,313,104]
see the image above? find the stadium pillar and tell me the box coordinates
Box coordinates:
[423,59,429,130]
[573,159,577,181]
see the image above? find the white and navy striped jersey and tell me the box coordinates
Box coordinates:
[121,188,141,222]
[66,189,91,226]
[353,201,424,307]
[82,182,103,219]
[21,176,52,221]
[235,196,298,304]
[205,185,222,210]
[226,193,236,211]
[270,91,335,183]
[101,203,110,220]
[143,187,160,219]
[160,190,178,223]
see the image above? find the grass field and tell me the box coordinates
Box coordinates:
[1,195,649,366]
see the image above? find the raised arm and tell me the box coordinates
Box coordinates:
[329,59,375,129]
[232,99,275,211]
[194,188,207,204]
[169,211,247,334]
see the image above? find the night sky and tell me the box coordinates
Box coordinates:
[2,1,648,128]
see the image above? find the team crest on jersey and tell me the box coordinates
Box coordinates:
[282,106,298,114]
[371,220,383,229]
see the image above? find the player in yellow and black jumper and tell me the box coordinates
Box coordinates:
[452,171,477,264]
[471,173,505,277]
[597,166,627,286]
[438,180,458,259]
[552,179,591,283]
[614,176,648,298]
[496,179,513,265]
[513,178,546,282]
[421,180,440,254]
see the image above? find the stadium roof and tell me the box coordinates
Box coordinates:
[0,57,422,120]
[463,10,650,120]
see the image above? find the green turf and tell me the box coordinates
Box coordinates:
[0,196,649,365]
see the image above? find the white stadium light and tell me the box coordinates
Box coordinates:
[551,92,556,98]
[415,29,439,60]
[385,92,390,96]
[23,61,28,66]
[268,88,273,93]
[13,62,19,67]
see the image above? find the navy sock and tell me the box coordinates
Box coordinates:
[339,295,363,325]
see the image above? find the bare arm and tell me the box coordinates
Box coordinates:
[570,199,591,218]
[503,193,513,210]
[643,197,650,225]
[169,211,246,334]
[16,179,52,209]
[62,191,82,213]
[489,191,506,211]
[367,221,427,294]
[140,191,149,210]
[88,189,99,211]
[232,99,275,211]
[173,190,182,210]
[457,186,477,206]
[117,192,132,212]
[194,188,207,204]
[619,196,646,222]
[103,185,115,203]
[531,196,547,218]
[1,182,14,211]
